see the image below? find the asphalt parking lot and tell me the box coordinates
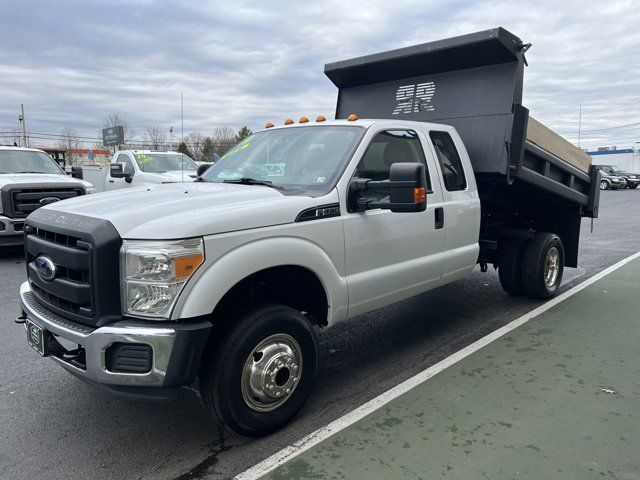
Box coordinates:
[1,190,638,480]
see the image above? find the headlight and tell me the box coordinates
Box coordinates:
[121,238,205,319]
[85,186,97,194]
[628,175,636,179]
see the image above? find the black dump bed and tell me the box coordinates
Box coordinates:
[324,27,600,220]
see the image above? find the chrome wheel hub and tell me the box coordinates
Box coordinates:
[241,333,302,412]
[544,246,560,288]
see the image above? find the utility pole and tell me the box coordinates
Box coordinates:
[577,103,582,148]
[18,104,27,147]
[181,92,184,143]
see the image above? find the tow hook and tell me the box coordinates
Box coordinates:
[15,312,27,324]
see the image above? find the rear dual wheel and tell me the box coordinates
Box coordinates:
[498,233,564,299]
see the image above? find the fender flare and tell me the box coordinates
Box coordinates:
[172,236,348,325]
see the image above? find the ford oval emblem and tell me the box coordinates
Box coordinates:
[35,256,57,282]
[39,197,61,206]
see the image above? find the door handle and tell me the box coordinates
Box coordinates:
[434,207,444,229]
[108,180,114,183]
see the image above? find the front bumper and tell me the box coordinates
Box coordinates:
[19,282,211,400]
[0,215,25,245]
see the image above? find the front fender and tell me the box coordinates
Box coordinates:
[171,236,348,325]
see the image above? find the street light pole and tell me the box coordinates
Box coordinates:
[18,104,27,147]
[169,126,174,151]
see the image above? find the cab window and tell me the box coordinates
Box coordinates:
[355,130,431,201]
[112,154,134,176]
[429,131,466,191]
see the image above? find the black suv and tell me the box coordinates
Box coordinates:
[597,165,639,189]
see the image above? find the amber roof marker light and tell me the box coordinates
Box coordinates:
[284,118,294,125]
[299,116,309,123]
[347,114,359,121]
[316,115,326,122]
[265,122,275,129]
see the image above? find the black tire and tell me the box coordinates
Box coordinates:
[521,233,564,299]
[200,304,318,437]
[629,184,638,189]
[600,180,609,190]
[498,238,528,296]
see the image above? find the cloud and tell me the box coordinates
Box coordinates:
[0,0,638,150]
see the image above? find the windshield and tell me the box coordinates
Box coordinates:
[201,126,364,194]
[133,152,197,173]
[0,150,64,175]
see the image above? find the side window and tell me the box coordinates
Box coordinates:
[355,130,431,201]
[429,131,466,191]
[112,154,134,176]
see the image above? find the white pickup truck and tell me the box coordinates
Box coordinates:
[17,28,600,436]
[83,150,199,193]
[0,145,94,246]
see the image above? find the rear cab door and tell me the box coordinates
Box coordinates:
[421,125,480,283]
[340,122,447,318]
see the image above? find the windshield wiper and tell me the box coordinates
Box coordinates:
[223,177,285,190]
[14,171,47,174]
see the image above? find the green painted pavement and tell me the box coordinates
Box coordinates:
[265,259,640,479]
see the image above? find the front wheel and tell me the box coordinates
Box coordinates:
[600,180,609,190]
[200,304,318,437]
[521,233,564,299]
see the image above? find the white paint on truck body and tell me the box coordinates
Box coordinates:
[40,120,481,326]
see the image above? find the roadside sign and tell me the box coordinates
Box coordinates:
[102,126,124,146]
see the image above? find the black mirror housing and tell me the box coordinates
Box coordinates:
[70,165,83,180]
[348,162,427,213]
[388,163,427,212]
[110,163,126,178]
[197,163,211,177]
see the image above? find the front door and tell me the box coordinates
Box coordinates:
[342,128,446,318]
[106,153,135,191]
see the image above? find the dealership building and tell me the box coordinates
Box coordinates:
[587,147,638,171]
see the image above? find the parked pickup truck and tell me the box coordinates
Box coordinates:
[17,28,600,436]
[0,145,94,246]
[596,164,639,189]
[82,150,199,193]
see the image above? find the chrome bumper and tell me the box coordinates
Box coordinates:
[0,215,24,243]
[19,281,177,388]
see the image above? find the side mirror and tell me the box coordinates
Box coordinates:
[349,162,427,213]
[110,163,125,178]
[71,166,83,180]
[197,163,211,177]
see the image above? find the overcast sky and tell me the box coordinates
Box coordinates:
[0,0,638,150]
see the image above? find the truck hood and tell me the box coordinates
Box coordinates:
[140,170,198,183]
[0,173,88,188]
[35,182,318,238]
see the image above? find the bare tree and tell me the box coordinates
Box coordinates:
[211,125,237,156]
[58,127,80,165]
[0,126,22,146]
[100,113,135,147]
[142,126,168,150]
[185,132,205,160]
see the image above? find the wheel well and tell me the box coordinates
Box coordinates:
[211,265,329,329]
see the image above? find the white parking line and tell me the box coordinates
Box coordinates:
[235,251,640,480]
